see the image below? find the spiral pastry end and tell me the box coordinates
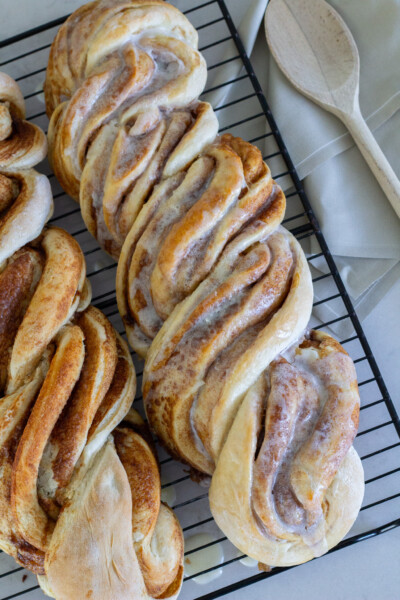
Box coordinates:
[209,330,364,566]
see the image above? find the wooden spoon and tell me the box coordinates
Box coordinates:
[265,0,400,218]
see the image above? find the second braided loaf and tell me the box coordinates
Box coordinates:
[0,70,184,600]
[44,0,364,572]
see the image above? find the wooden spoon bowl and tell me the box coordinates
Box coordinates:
[265,0,400,218]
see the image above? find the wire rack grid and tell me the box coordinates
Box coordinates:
[0,1,399,598]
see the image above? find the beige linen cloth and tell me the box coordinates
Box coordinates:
[220,0,400,332]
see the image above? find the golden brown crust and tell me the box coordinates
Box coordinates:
[86,334,137,448]
[0,359,49,570]
[2,303,137,563]
[1,292,185,597]
[7,228,88,393]
[11,325,86,552]
[0,73,57,566]
[44,307,117,505]
[0,248,44,391]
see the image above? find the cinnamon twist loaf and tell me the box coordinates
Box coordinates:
[0,73,184,599]
[44,0,364,570]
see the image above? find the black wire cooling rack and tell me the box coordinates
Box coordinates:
[1,1,400,598]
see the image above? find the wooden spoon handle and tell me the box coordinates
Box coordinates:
[344,108,400,218]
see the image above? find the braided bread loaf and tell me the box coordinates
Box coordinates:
[44,0,364,570]
[0,72,184,599]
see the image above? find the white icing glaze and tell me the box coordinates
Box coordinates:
[239,555,258,568]
[184,533,224,584]
[34,82,45,104]
[252,333,358,557]
[160,484,176,507]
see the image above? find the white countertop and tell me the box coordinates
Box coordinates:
[1,1,399,599]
